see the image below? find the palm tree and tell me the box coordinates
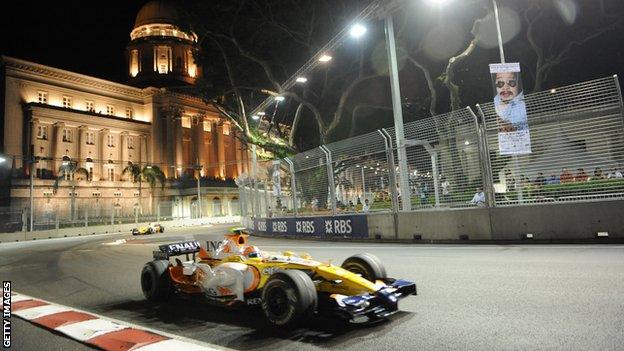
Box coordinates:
[53,160,89,221]
[123,163,166,215]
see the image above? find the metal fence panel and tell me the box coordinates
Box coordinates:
[479,76,624,205]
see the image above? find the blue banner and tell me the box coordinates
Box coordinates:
[253,215,369,238]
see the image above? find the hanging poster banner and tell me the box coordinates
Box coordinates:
[489,62,531,155]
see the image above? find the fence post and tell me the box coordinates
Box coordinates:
[470,106,496,207]
[379,129,399,240]
[284,158,298,217]
[320,146,337,215]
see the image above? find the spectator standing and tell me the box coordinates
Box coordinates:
[575,168,588,182]
[560,168,574,183]
[441,177,451,203]
[362,199,370,212]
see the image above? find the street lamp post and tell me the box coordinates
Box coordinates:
[383,10,412,211]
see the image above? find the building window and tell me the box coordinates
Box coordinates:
[223,124,230,135]
[36,125,48,140]
[85,131,95,145]
[62,129,72,142]
[107,134,115,147]
[128,137,134,149]
[106,105,115,116]
[85,101,95,112]
[125,108,133,119]
[37,91,48,104]
[154,46,172,74]
[107,167,115,181]
[203,121,211,132]
[181,116,191,129]
[186,50,197,78]
[62,96,72,108]
[129,49,140,77]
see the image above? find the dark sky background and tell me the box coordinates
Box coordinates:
[0,1,147,84]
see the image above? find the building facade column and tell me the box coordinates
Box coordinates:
[175,118,183,177]
[235,131,243,178]
[53,122,65,175]
[120,131,128,166]
[216,124,225,178]
[77,125,88,166]
[99,128,109,180]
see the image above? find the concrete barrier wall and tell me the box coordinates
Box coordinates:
[0,216,241,243]
[247,199,624,241]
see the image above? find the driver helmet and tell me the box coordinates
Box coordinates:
[243,245,261,258]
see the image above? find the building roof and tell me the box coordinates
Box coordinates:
[134,0,180,28]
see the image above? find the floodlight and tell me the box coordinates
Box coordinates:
[350,23,367,38]
[319,54,332,62]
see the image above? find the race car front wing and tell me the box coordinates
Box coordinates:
[330,279,417,320]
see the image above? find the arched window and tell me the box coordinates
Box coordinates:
[129,49,140,77]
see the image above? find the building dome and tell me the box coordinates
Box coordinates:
[134,0,180,28]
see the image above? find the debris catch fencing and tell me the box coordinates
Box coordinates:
[240,76,624,217]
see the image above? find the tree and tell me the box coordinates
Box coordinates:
[123,163,166,215]
[53,160,89,221]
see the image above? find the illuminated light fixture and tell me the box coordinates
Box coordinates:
[146,165,152,169]
[356,165,360,168]
[62,161,69,166]
[464,140,470,145]
[252,115,260,120]
[550,89,557,93]
[275,96,285,102]
[426,0,451,5]
[0,157,5,163]
[296,77,308,83]
[596,232,609,238]
[350,23,367,38]
[257,112,266,116]
[319,54,332,62]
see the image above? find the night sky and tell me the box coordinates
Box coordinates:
[1,1,146,84]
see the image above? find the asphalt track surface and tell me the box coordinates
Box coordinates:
[1,224,624,350]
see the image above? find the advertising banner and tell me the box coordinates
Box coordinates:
[489,62,531,155]
[253,214,369,238]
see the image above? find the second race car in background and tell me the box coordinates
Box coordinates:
[132,223,165,235]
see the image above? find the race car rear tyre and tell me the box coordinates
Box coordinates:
[159,226,165,233]
[148,227,154,234]
[261,270,317,328]
[141,260,173,303]
[341,253,387,282]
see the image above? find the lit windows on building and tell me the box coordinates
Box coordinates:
[223,123,230,135]
[106,105,115,115]
[37,91,48,104]
[107,134,115,147]
[36,125,48,140]
[203,120,211,132]
[62,129,72,142]
[129,49,140,77]
[154,46,172,74]
[107,167,115,181]
[85,100,94,112]
[62,96,72,108]
[186,50,197,78]
[85,131,95,145]
[181,116,191,129]
[125,107,133,118]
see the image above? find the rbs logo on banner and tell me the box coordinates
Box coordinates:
[256,221,267,231]
[272,221,287,233]
[296,221,315,234]
[325,219,352,234]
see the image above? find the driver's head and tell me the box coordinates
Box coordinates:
[243,245,261,258]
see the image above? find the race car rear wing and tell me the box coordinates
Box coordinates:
[153,240,201,260]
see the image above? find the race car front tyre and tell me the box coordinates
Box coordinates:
[341,253,387,282]
[148,227,154,234]
[141,260,173,303]
[261,270,317,328]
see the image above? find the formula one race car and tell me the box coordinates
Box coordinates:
[132,223,165,235]
[140,228,417,327]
